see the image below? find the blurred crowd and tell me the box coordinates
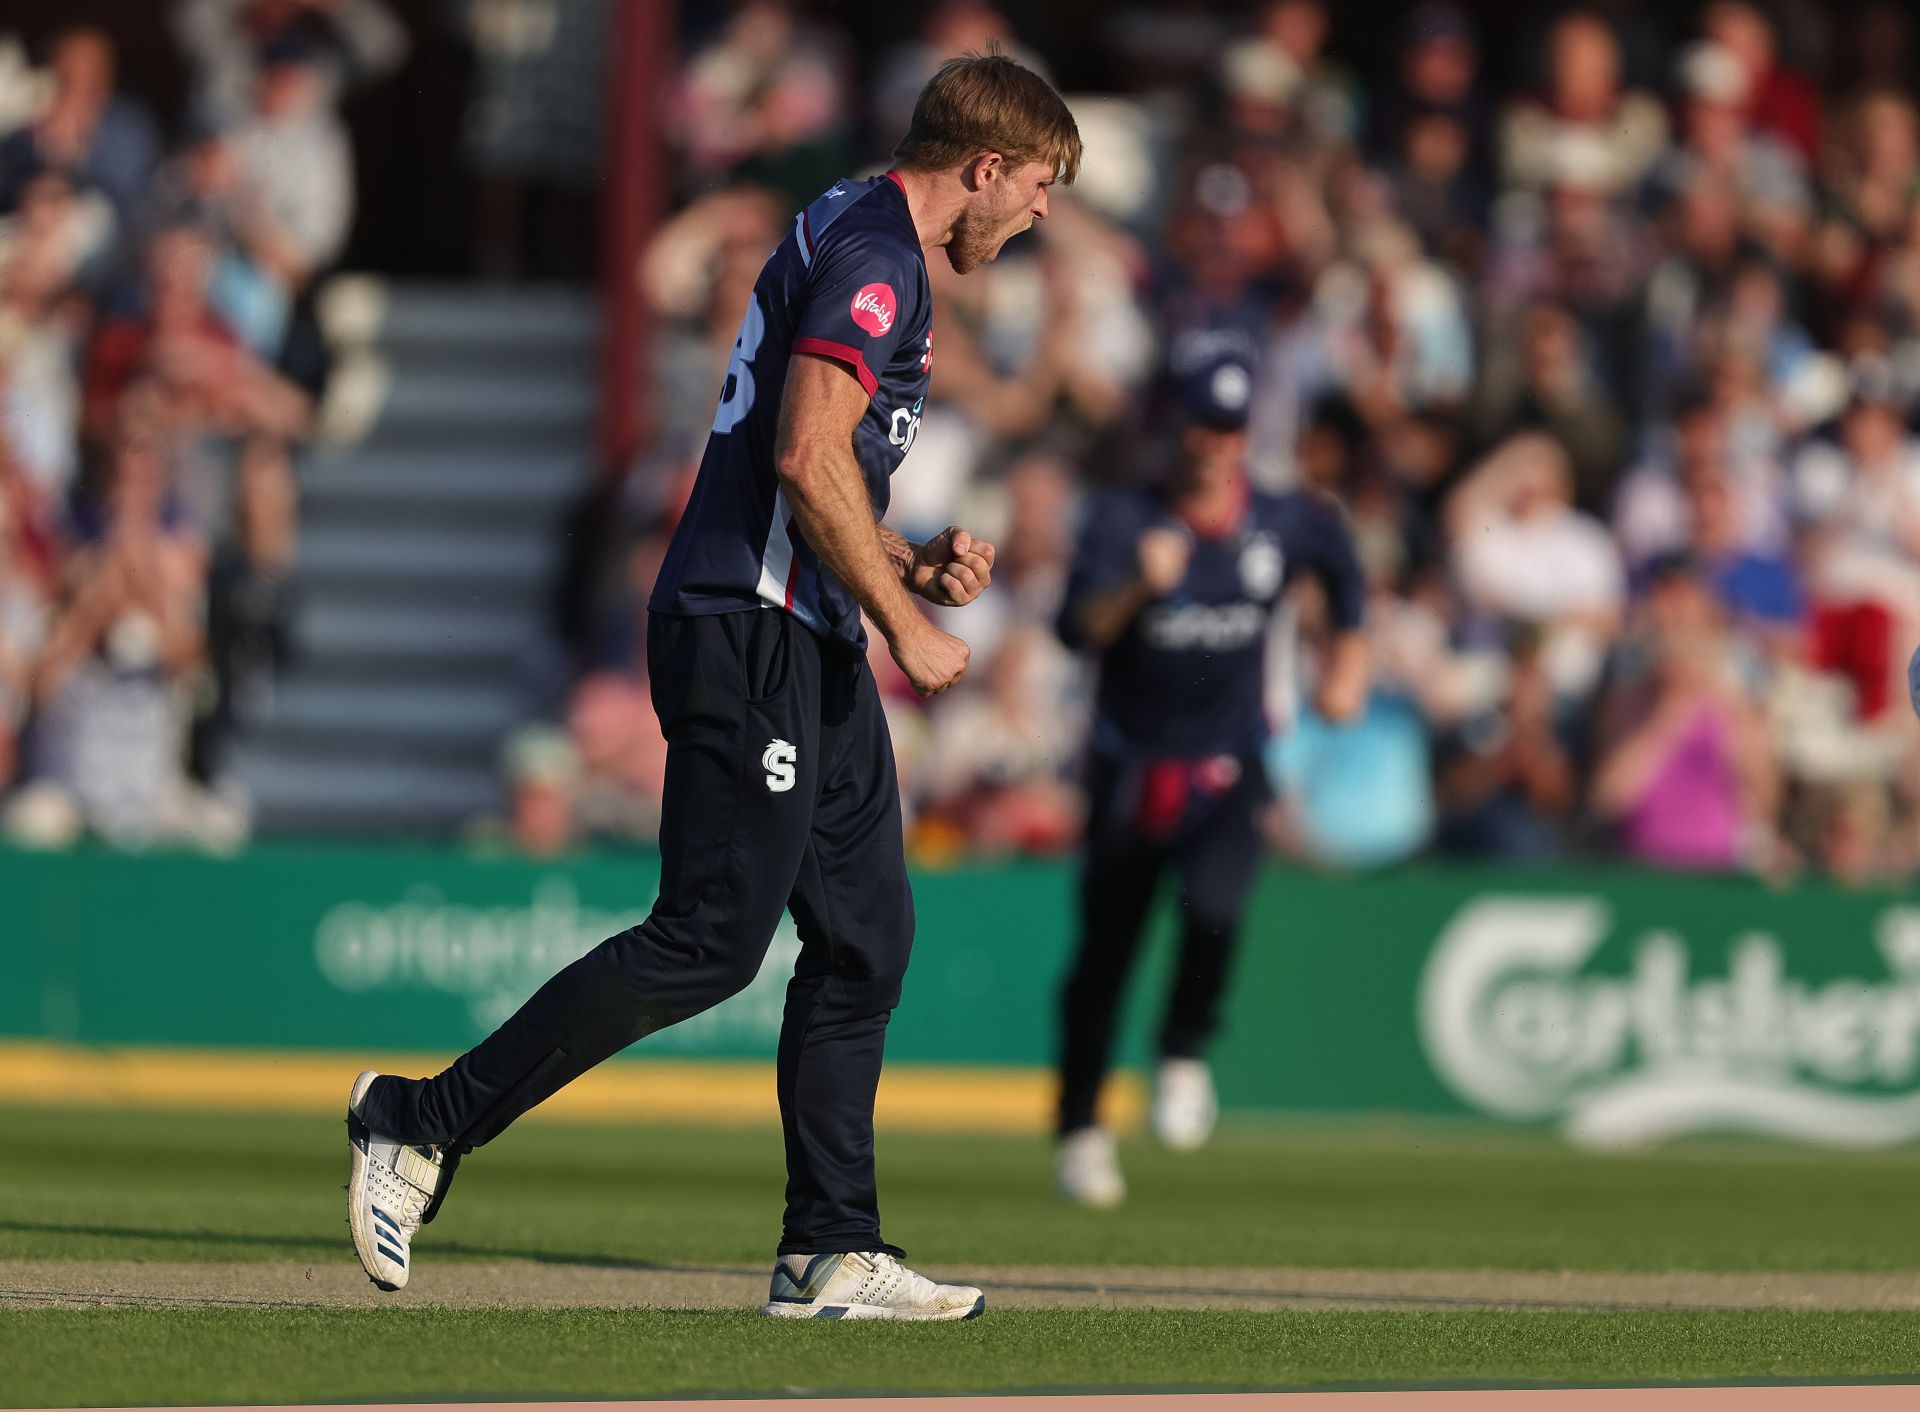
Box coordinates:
[0,1,405,848]
[526,0,1920,886]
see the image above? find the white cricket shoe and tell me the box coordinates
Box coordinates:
[346,1070,450,1291]
[1055,1127,1126,1209]
[1153,1057,1218,1151]
[762,1252,985,1321]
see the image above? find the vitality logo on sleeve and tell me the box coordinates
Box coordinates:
[850,283,897,337]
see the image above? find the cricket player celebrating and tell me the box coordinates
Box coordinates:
[345,53,1080,1320]
[1052,354,1368,1208]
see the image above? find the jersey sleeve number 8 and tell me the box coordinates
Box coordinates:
[710,295,767,435]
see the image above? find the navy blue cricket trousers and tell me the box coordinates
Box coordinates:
[359,608,915,1256]
[1055,750,1268,1135]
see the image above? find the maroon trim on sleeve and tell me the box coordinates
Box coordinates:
[792,336,879,396]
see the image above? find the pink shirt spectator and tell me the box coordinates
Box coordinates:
[1619,701,1743,871]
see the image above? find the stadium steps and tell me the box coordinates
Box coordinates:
[294,525,554,581]
[294,601,545,676]
[232,281,598,837]
[224,748,503,831]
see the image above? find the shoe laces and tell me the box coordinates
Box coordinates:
[868,1251,937,1302]
[369,1143,437,1232]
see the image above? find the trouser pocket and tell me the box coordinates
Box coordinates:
[743,608,794,704]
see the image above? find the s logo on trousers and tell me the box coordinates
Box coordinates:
[763,738,797,793]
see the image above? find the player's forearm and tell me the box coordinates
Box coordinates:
[778,446,922,641]
[1313,630,1370,722]
[876,523,918,584]
[1073,578,1158,650]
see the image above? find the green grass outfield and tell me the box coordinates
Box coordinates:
[10,1308,1920,1405]
[8,1105,1920,1270]
[7,1105,1920,1403]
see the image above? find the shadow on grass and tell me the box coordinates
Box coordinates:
[0,1219,755,1274]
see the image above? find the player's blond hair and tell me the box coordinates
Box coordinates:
[893,52,1082,185]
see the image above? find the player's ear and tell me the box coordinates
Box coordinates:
[964,151,1004,192]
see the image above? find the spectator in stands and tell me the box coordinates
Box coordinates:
[1816,91,1920,312]
[917,623,1083,858]
[1,169,112,300]
[871,3,1049,153]
[1155,159,1294,364]
[83,227,310,445]
[1646,49,1807,296]
[1371,2,1485,163]
[638,187,783,466]
[339,0,1920,885]
[171,0,408,123]
[1469,298,1624,515]
[153,33,353,353]
[1641,170,1744,405]
[1793,358,1920,589]
[0,443,48,794]
[934,450,1079,667]
[1314,217,1474,429]
[499,725,583,859]
[1791,358,1920,723]
[6,417,216,848]
[1794,777,1910,888]
[558,531,672,848]
[1371,5,1491,272]
[1500,11,1668,198]
[0,3,406,850]
[1227,0,1358,154]
[1590,554,1782,873]
[0,39,38,137]
[1268,677,1436,873]
[0,28,159,231]
[1448,432,1624,700]
[1721,258,1821,413]
[1615,381,1789,571]
[143,115,290,358]
[0,174,99,506]
[922,199,1149,457]
[1700,0,1821,168]
[564,672,668,846]
[673,0,853,207]
[1674,462,1803,640]
[229,34,356,289]
[1434,624,1577,861]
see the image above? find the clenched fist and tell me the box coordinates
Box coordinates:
[911,526,997,607]
[889,617,972,697]
[1137,526,1192,595]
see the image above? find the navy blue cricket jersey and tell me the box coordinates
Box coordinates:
[650,173,934,651]
[1058,486,1366,758]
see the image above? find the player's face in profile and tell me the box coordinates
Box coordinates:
[946,158,1055,274]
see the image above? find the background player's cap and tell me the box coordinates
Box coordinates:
[1175,356,1255,431]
